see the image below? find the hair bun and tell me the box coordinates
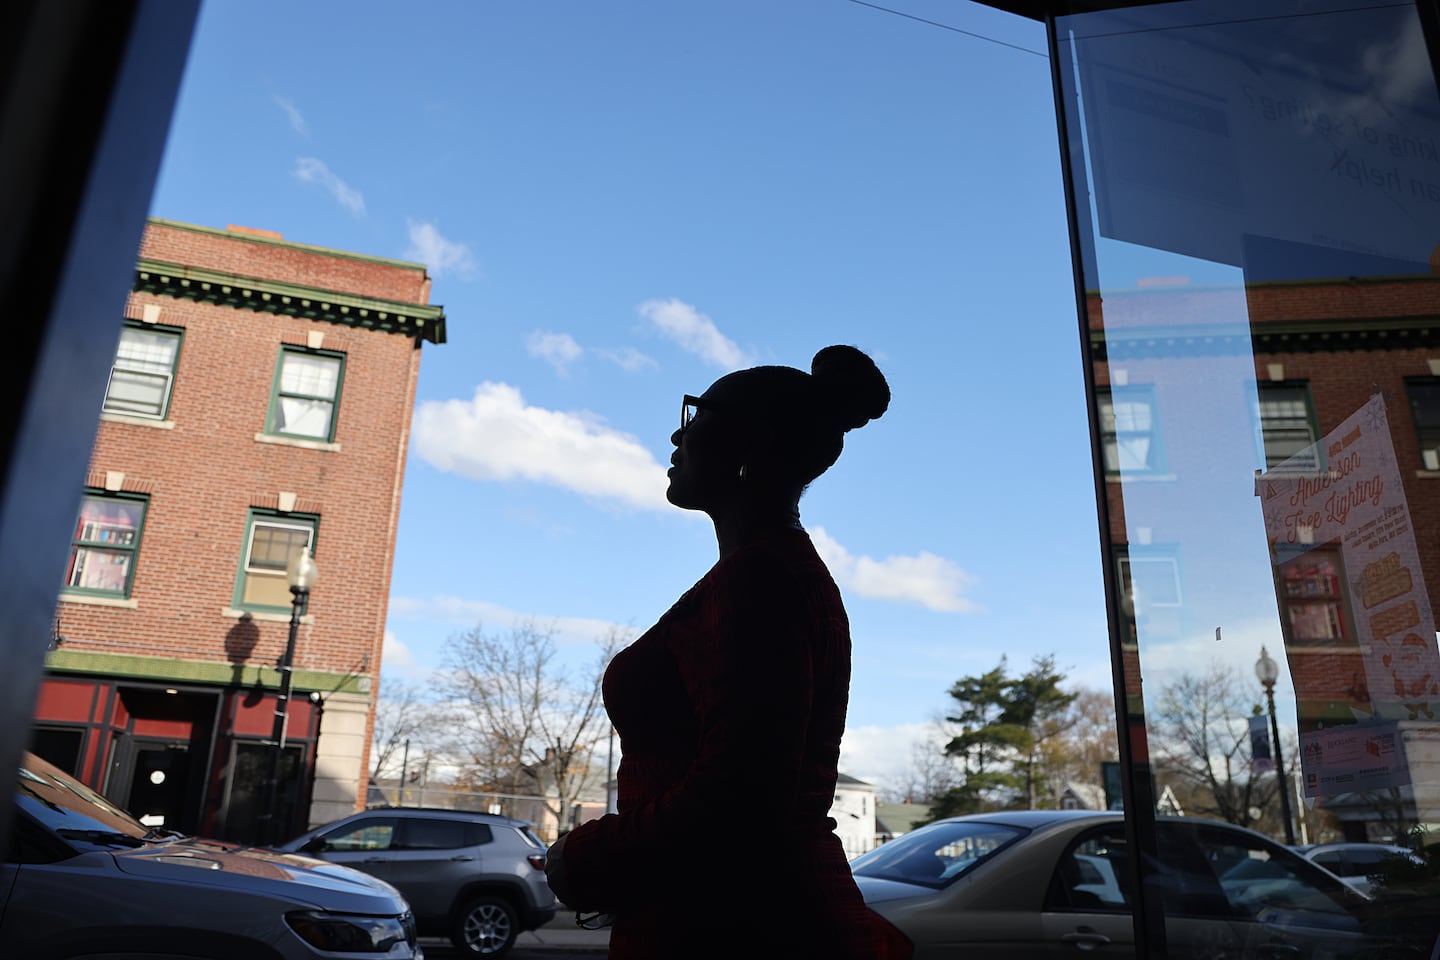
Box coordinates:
[811,345,890,432]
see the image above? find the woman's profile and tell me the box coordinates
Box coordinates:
[545,344,910,958]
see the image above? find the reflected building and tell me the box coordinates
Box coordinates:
[31,220,445,842]
[1092,250,1440,841]
[975,0,1440,953]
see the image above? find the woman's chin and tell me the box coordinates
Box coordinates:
[665,483,702,511]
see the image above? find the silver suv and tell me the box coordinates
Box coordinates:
[280,807,558,957]
[5,752,421,958]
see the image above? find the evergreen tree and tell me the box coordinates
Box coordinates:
[925,655,1077,819]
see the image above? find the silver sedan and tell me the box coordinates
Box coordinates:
[852,809,1437,959]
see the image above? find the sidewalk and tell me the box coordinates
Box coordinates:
[515,922,611,952]
[420,923,609,956]
[418,909,610,955]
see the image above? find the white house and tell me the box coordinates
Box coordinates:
[829,773,878,859]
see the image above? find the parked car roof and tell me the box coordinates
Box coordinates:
[358,804,536,828]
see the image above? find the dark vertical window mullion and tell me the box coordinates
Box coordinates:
[1047,17,1169,960]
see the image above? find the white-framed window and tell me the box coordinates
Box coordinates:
[1099,386,1164,475]
[236,511,317,610]
[103,324,182,419]
[267,347,344,441]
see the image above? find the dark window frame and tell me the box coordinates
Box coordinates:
[1273,541,1358,651]
[233,508,318,613]
[102,321,184,420]
[1098,385,1166,476]
[265,345,345,443]
[1256,380,1321,471]
[61,490,149,599]
[1405,377,1440,471]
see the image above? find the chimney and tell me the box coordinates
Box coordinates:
[226,224,284,240]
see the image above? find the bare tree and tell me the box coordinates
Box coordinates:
[887,723,962,804]
[1039,687,1120,806]
[1152,661,1276,828]
[371,678,430,781]
[438,621,627,834]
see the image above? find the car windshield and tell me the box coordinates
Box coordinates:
[851,820,1027,889]
[15,751,148,841]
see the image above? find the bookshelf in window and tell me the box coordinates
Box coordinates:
[1278,550,1357,648]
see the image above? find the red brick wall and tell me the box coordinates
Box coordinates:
[141,221,431,305]
[57,221,428,688]
[1088,277,1440,715]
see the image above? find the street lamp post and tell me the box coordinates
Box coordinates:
[1255,645,1296,845]
[260,551,318,845]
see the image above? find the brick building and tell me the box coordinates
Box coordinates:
[1095,254,1440,839]
[32,219,445,844]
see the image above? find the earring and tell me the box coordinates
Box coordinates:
[737,464,748,481]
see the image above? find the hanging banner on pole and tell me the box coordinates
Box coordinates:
[1250,714,1274,775]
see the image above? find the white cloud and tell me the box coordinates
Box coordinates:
[292,157,365,216]
[811,526,979,613]
[527,331,584,376]
[637,298,751,369]
[840,722,944,791]
[412,382,670,511]
[380,629,420,675]
[273,95,308,136]
[388,595,635,647]
[403,220,476,279]
[596,346,657,373]
[1140,616,1295,694]
[1363,22,1432,113]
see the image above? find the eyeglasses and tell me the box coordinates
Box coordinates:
[575,911,615,930]
[681,394,709,432]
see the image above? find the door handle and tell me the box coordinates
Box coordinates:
[450,855,475,861]
[1258,946,1300,956]
[1061,928,1112,950]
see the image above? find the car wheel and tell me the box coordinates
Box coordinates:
[450,895,519,956]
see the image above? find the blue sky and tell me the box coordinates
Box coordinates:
[148,0,1116,791]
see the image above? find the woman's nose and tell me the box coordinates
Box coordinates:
[670,427,684,446]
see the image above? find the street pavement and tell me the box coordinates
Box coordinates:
[418,910,609,957]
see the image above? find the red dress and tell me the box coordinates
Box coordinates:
[558,528,909,959]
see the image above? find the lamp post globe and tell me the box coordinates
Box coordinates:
[1255,645,1279,688]
[286,551,319,593]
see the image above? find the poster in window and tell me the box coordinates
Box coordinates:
[1257,393,1438,797]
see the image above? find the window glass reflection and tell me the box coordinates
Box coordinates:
[1055,0,1440,953]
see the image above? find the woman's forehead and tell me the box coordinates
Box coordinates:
[700,371,750,401]
[701,367,794,404]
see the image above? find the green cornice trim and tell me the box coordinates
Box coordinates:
[45,649,370,695]
[1244,273,1439,291]
[148,218,426,271]
[135,259,448,345]
[1090,315,1440,359]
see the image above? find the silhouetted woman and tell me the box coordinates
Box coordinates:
[545,345,909,959]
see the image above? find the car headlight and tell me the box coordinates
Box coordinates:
[286,910,412,953]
